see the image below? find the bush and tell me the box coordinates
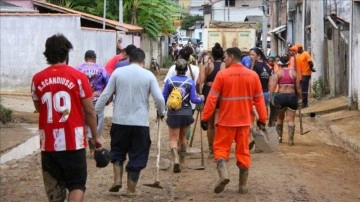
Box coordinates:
[312,76,325,99]
[162,55,174,69]
[0,99,12,124]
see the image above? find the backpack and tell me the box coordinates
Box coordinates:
[167,78,190,110]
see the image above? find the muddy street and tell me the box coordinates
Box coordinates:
[1,93,360,202]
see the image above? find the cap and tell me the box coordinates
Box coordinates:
[94,148,111,168]
[84,50,96,59]
[175,58,188,72]
[289,46,298,53]
[295,43,303,48]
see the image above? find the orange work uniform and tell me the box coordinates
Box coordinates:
[296,51,312,76]
[202,63,267,169]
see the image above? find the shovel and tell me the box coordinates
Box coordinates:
[193,113,205,170]
[143,118,163,189]
[189,110,200,147]
[298,106,310,135]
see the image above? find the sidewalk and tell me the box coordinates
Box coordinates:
[302,96,360,158]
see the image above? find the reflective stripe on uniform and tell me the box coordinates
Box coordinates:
[209,89,220,97]
[221,96,253,101]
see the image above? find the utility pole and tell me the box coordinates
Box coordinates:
[119,0,123,24]
[270,0,278,55]
[103,0,107,29]
[262,0,268,55]
[310,0,324,80]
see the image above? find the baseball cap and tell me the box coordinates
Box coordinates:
[289,46,298,53]
[84,50,97,59]
[295,43,303,48]
[94,148,111,168]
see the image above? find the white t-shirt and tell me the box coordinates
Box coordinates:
[164,64,200,109]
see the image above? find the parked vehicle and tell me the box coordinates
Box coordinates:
[178,36,191,46]
[204,21,258,52]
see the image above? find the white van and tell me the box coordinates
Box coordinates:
[178,37,190,46]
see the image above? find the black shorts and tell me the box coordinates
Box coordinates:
[274,93,298,111]
[41,149,87,192]
[166,114,194,128]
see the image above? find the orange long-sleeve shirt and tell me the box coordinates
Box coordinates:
[202,63,267,126]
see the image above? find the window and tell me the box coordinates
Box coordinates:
[225,0,235,7]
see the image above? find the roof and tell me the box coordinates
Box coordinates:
[0,0,37,13]
[269,25,287,34]
[32,0,143,33]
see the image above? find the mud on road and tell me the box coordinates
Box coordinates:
[1,93,360,202]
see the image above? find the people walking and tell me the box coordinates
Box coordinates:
[295,43,315,108]
[163,46,200,143]
[250,47,272,108]
[269,56,302,145]
[201,47,267,194]
[95,48,166,196]
[163,59,204,173]
[199,43,225,158]
[76,50,109,157]
[268,54,281,127]
[31,33,102,202]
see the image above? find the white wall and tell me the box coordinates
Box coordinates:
[349,2,360,109]
[0,15,117,93]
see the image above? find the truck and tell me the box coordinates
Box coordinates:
[203,21,258,52]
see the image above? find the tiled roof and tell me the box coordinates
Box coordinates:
[32,0,143,33]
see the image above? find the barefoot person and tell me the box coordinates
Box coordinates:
[95,48,165,196]
[201,47,267,194]
[269,56,302,145]
[31,33,102,202]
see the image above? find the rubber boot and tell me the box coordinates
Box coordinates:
[179,144,186,167]
[239,168,249,194]
[126,171,140,197]
[171,148,181,173]
[276,124,283,143]
[214,158,230,193]
[288,125,295,146]
[109,162,123,192]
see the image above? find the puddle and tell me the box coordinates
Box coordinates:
[0,127,39,164]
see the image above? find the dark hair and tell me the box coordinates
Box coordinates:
[179,46,194,61]
[279,56,289,66]
[43,33,73,64]
[225,47,242,61]
[212,43,224,60]
[125,44,137,55]
[250,47,268,62]
[175,59,188,75]
[129,48,145,63]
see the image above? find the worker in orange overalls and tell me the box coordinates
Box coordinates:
[201,47,267,194]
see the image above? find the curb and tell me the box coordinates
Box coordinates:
[329,125,360,159]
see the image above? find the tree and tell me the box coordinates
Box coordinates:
[180,15,203,30]
[46,0,183,39]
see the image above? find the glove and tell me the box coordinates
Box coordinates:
[257,121,266,131]
[157,110,165,120]
[195,103,204,112]
[311,67,316,72]
[200,121,208,131]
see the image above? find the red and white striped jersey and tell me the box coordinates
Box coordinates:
[31,64,92,152]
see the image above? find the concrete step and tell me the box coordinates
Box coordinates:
[300,96,348,116]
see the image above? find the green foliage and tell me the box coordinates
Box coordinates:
[180,15,203,30]
[312,76,325,99]
[163,55,174,69]
[0,98,12,124]
[46,0,183,39]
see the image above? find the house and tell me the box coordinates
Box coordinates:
[0,0,143,94]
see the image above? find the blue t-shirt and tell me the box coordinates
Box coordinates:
[241,56,252,69]
[115,60,130,69]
